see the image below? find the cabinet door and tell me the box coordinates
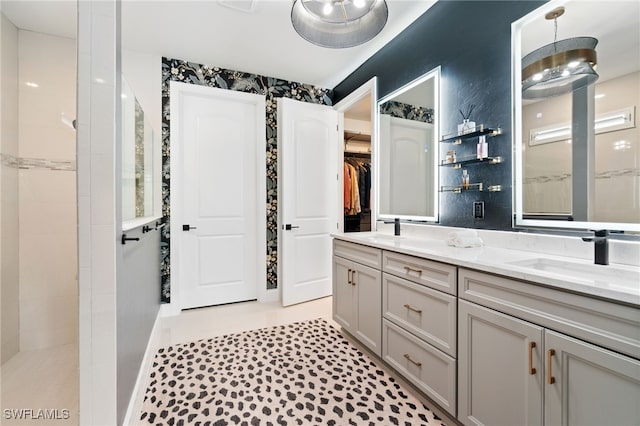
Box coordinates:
[544,330,640,426]
[353,262,382,356]
[333,256,355,332]
[458,300,543,426]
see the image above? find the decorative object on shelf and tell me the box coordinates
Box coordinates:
[446,150,457,164]
[291,0,388,49]
[462,169,470,190]
[521,6,598,99]
[458,104,476,135]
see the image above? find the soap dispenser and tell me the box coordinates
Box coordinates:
[394,218,401,236]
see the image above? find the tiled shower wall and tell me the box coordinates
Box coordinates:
[160,57,333,302]
[1,12,20,364]
[17,30,78,351]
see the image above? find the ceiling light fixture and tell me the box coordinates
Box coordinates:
[522,6,598,99]
[291,0,388,49]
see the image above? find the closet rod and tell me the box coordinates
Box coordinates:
[344,152,371,159]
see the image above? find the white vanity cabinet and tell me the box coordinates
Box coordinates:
[381,251,458,415]
[458,268,640,426]
[332,240,382,356]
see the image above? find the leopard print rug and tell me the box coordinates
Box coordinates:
[140,318,446,425]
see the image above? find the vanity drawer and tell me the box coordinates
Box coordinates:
[333,239,381,269]
[458,268,640,359]
[382,251,456,295]
[383,319,457,416]
[383,273,456,357]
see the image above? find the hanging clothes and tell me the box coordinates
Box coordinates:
[344,157,371,215]
[344,163,351,214]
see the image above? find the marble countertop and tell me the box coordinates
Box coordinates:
[332,232,640,306]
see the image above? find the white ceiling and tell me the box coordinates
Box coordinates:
[1,0,437,89]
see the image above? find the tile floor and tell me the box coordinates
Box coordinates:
[0,343,79,425]
[1,297,454,426]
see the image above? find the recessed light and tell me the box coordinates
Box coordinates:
[595,93,606,99]
[25,82,39,88]
[95,78,105,84]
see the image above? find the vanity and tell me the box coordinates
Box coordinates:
[332,232,640,426]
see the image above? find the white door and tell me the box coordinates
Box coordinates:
[278,97,339,306]
[171,82,266,310]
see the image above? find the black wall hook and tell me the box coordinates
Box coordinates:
[121,234,140,245]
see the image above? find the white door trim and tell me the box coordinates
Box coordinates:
[333,77,378,232]
[167,81,266,315]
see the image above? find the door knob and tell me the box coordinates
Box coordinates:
[283,224,300,230]
[182,224,197,231]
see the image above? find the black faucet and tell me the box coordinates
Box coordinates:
[581,230,609,265]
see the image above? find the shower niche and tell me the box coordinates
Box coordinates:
[121,75,160,227]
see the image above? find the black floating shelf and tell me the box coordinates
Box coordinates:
[440,183,503,193]
[441,126,501,144]
[440,156,503,168]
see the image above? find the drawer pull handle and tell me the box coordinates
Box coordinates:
[351,270,356,286]
[347,268,352,286]
[528,341,536,375]
[404,266,423,276]
[547,349,556,385]
[403,353,422,367]
[403,304,423,314]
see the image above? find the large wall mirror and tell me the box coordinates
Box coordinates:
[376,67,440,222]
[513,0,639,232]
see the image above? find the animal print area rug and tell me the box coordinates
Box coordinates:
[140,318,446,425]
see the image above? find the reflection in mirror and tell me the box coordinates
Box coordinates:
[377,67,439,222]
[513,0,639,232]
[122,76,155,222]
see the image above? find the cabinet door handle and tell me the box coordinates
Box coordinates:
[347,268,352,285]
[528,341,536,375]
[547,349,556,384]
[403,304,423,314]
[351,270,356,286]
[404,266,423,276]
[403,353,422,367]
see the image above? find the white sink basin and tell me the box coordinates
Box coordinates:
[508,258,640,291]
[363,234,406,244]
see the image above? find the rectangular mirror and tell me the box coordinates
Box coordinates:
[513,0,640,232]
[376,67,440,222]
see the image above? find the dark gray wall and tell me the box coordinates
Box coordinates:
[117,225,161,424]
[334,0,545,230]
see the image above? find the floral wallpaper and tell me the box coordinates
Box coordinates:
[379,100,434,123]
[161,57,333,303]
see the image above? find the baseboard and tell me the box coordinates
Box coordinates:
[159,301,181,317]
[122,308,162,426]
[260,288,280,303]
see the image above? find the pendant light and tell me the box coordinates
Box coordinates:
[291,0,388,49]
[522,6,598,99]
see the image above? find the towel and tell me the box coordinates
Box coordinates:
[446,230,483,248]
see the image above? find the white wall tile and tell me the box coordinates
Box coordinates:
[90,154,115,225]
[90,12,115,87]
[90,225,116,296]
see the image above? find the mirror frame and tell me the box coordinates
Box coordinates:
[375,66,440,223]
[511,0,640,233]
